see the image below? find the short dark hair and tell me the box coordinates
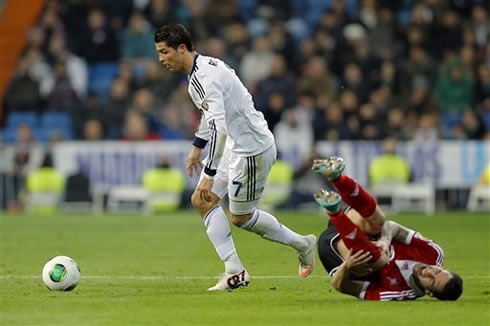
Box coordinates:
[432,272,463,301]
[154,23,194,51]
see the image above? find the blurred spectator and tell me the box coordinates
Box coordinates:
[185,0,221,42]
[452,109,487,139]
[46,60,82,112]
[47,34,88,98]
[435,9,463,59]
[369,137,411,185]
[475,64,490,103]
[3,59,43,115]
[313,101,351,141]
[23,48,55,97]
[144,0,176,29]
[223,22,250,69]
[359,103,383,140]
[400,46,437,96]
[123,111,159,141]
[405,76,439,116]
[102,79,131,139]
[414,112,439,143]
[83,119,104,141]
[255,54,296,110]
[435,58,474,113]
[159,84,196,139]
[121,11,156,62]
[373,60,399,95]
[77,8,120,63]
[471,6,488,49]
[368,7,400,60]
[297,56,337,101]
[267,21,298,67]
[341,62,369,101]
[2,125,44,210]
[255,0,293,22]
[131,88,161,133]
[263,92,287,133]
[384,107,410,140]
[239,35,274,88]
[141,61,178,105]
[274,109,313,163]
[480,163,490,185]
[73,93,103,138]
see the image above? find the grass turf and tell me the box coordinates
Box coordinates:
[1,210,489,326]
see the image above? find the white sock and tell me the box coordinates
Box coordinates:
[240,209,309,252]
[203,206,244,274]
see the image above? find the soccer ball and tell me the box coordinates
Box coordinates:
[42,256,80,291]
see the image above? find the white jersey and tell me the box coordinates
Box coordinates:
[187,53,274,176]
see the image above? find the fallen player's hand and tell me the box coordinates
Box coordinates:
[374,240,390,259]
[345,249,373,271]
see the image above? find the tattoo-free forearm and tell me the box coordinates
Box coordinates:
[331,261,352,293]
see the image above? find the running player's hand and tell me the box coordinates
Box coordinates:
[186,146,203,177]
[345,249,373,271]
[197,177,214,203]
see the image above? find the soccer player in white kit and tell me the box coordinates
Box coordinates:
[155,24,316,291]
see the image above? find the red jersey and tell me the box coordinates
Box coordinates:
[359,231,445,301]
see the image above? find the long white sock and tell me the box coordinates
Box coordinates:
[240,209,309,252]
[203,206,244,274]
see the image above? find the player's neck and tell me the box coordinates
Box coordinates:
[183,51,198,75]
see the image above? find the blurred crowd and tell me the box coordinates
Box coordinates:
[2,0,490,147]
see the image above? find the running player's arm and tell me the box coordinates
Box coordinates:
[193,75,227,179]
[331,250,373,298]
[192,113,210,149]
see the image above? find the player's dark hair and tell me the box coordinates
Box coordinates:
[154,23,194,51]
[433,272,463,301]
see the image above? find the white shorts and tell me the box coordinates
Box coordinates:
[199,144,277,215]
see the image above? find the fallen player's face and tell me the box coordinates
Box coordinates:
[413,264,452,293]
[155,42,180,72]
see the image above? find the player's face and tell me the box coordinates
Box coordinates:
[155,42,183,72]
[413,264,452,294]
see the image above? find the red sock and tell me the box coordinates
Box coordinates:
[328,209,381,262]
[331,174,376,218]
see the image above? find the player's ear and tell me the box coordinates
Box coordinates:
[178,44,186,55]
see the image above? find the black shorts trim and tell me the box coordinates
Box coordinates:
[317,220,343,276]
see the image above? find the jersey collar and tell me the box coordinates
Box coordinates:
[188,53,200,77]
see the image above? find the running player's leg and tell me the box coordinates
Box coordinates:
[312,157,385,234]
[228,145,316,277]
[191,151,247,290]
[314,190,387,270]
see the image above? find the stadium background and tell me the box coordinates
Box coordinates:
[0,0,489,325]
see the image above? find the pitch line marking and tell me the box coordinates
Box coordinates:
[0,275,489,280]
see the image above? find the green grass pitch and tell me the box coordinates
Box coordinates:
[1,210,489,325]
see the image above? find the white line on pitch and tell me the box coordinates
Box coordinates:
[0,275,489,280]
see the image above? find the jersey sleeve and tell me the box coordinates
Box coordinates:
[408,233,445,266]
[360,282,417,301]
[193,113,210,149]
[190,74,227,178]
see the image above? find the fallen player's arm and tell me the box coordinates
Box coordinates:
[331,250,373,298]
[376,221,414,255]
